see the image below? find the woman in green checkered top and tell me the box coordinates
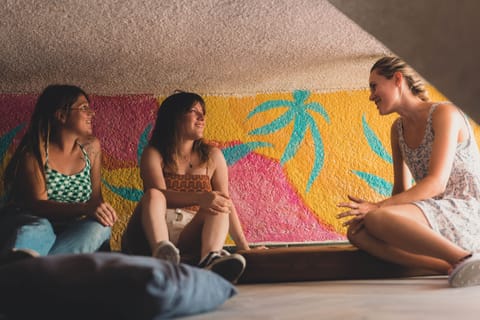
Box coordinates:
[0,85,117,258]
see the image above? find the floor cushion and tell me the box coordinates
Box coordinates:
[0,252,237,319]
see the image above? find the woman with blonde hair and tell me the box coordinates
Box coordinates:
[338,56,480,287]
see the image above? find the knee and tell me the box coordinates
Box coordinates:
[82,221,112,252]
[18,217,55,238]
[79,219,111,245]
[363,209,387,229]
[201,209,229,224]
[15,217,56,255]
[346,224,364,247]
[90,222,112,243]
[141,188,167,207]
[346,210,385,247]
[140,189,168,219]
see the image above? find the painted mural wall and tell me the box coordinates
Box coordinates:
[1,87,479,250]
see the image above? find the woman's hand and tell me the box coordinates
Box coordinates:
[337,195,379,233]
[89,202,117,227]
[199,191,233,215]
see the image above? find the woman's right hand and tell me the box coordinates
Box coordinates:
[198,191,232,215]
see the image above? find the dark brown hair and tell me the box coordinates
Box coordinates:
[3,84,89,202]
[149,91,210,172]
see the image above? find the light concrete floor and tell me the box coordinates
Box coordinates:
[181,276,480,319]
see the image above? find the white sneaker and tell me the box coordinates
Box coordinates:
[219,249,231,256]
[153,240,180,265]
[449,253,480,288]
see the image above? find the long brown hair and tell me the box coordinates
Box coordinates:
[371,56,429,102]
[3,84,89,203]
[149,91,211,172]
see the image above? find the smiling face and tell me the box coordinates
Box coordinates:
[368,69,400,115]
[178,101,205,141]
[65,94,95,136]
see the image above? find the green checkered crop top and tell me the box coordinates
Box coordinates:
[45,142,92,203]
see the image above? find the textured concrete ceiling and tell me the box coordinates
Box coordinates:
[0,0,390,95]
[330,0,480,122]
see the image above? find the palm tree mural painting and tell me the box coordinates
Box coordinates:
[103,90,330,198]
[246,90,330,192]
[352,114,393,196]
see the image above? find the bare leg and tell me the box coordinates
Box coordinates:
[348,225,450,273]
[349,204,469,272]
[177,209,229,260]
[140,188,169,255]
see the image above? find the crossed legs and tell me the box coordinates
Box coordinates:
[347,204,470,273]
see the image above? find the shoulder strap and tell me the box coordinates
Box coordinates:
[77,142,91,167]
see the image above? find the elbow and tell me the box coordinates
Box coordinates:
[428,176,448,197]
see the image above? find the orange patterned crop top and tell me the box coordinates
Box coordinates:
[163,172,212,212]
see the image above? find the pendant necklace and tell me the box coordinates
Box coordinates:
[177,152,193,169]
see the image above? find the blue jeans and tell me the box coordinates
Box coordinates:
[0,208,111,256]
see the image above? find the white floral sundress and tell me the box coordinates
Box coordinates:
[397,103,480,252]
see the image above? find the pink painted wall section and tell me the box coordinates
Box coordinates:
[2,89,479,250]
[92,95,158,167]
[229,152,341,242]
[0,94,37,144]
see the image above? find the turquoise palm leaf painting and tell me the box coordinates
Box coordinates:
[0,123,25,163]
[352,114,393,196]
[246,90,330,192]
[102,124,152,202]
[223,141,273,166]
[137,123,152,165]
[102,178,143,202]
[361,114,392,163]
[1,123,26,205]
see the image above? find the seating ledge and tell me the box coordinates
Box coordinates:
[237,244,444,284]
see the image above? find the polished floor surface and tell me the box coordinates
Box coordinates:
[181,276,480,319]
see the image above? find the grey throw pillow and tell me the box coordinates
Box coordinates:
[0,252,237,319]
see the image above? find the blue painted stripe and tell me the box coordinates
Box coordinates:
[137,123,152,165]
[102,178,143,202]
[362,114,392,163]
[0,123,25,161]
[352,170,392,196]
[223,142,273,166]
[306,117,325,192]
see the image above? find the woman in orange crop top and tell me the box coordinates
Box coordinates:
[122,91,250,283]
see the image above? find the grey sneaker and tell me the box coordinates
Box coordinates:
[153,240,180,265]
[449,253,480,288]
[198,251,246,283]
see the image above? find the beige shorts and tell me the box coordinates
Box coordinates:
[166,208,195,245]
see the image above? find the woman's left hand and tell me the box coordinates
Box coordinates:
[336,195,379,227]
[92,202,117,227]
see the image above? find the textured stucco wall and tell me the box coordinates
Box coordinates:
[1,87,478,250]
